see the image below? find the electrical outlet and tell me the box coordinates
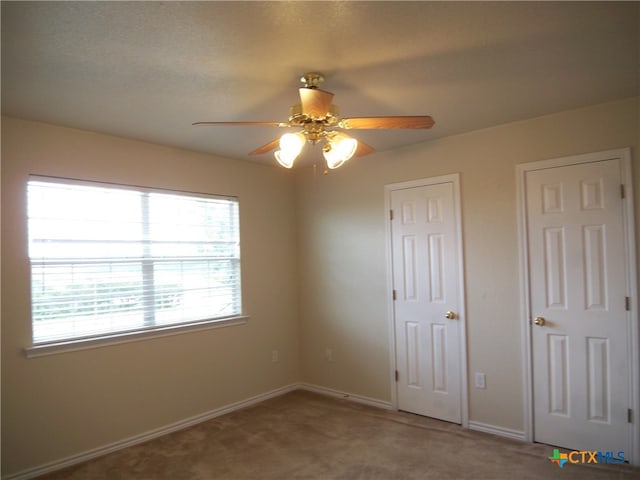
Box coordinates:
[271,350,279,362]
[475,372,486,389]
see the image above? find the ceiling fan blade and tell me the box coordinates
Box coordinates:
[299,88,334,118]
[193,121,284,127]
[354,140,375,157]
[248,138,281,156]
[339,116,435,130]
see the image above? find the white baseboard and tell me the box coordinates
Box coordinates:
[468,420,526,441]
[4,383,522,480]
[298,383,393,410]
[3,384,299,480]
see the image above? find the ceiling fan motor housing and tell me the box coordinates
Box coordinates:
[288,102,339,143]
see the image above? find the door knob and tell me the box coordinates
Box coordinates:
[445,311,457,320]
[533,317,546,326]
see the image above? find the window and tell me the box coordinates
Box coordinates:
[27,176,242,346]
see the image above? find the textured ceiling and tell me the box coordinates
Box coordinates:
[2,1,638,168]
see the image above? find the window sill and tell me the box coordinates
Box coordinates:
[25,315,250,358]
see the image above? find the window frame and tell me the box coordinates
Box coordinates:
[25,176,248,358]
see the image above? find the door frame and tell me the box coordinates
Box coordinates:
[384,173,468,427]
[516,148,639,464]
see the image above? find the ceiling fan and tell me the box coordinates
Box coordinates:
[193,72,435,171]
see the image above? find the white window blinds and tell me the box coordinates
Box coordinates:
[27,177,241,344]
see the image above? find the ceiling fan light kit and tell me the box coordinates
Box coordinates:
[275,132,306,168]
[193,72,435,171]
[323,132,358,169]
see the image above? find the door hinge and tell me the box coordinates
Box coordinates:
[621,184,625,199]
[390,209,394,221]
[628,408,633,423]
[395,370,399,382]
[626,296,631,311]
[393,289,397,301]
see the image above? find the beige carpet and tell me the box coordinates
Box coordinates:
[39,390,638,479]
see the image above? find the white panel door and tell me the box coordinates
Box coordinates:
[391,181,463,423]
[526,159,631,452]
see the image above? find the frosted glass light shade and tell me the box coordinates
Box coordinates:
[274,150,297,168]
[275,132,306,168]
[280,132,305,155]
[323,133,358,169]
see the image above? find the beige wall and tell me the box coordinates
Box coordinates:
[2,97,639,476]
[1,117,300,476]
[296,97,640,430]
